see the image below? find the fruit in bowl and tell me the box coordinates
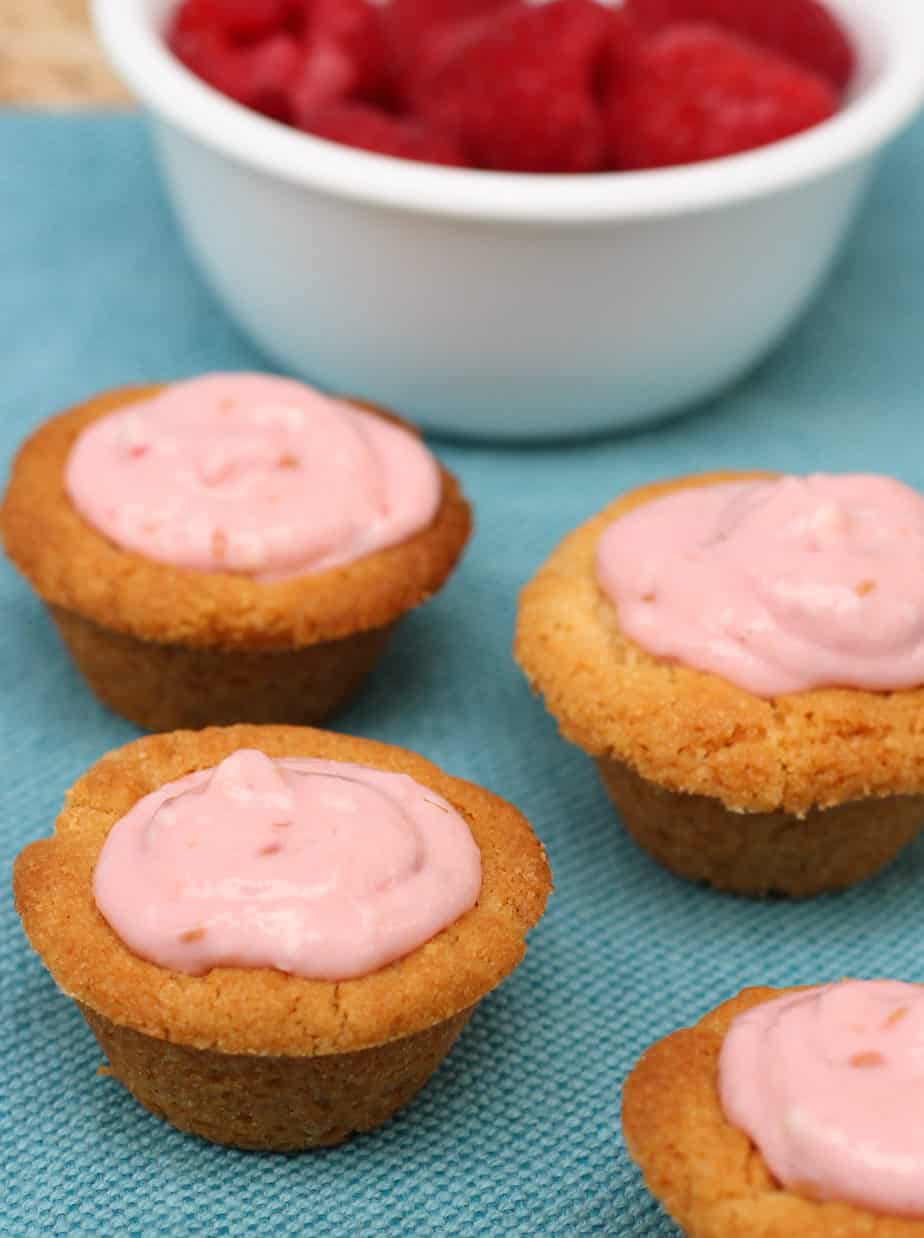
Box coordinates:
[92,0,924,438]
[165,0,855,171]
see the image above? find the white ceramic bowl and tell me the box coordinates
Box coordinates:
[94,0,924,439]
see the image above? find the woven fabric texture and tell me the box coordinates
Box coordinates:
[1,113,923,1236]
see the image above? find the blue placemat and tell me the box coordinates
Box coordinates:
[1,112,923,1237]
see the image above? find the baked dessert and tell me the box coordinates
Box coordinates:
[623,980,924,1235]
[13,724,551,1151]
[515,471,924,896]
[0,373,471,730]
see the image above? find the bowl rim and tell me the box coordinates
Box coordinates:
[93,0,924,223]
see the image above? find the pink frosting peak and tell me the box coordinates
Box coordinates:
[595,474,924,696]
[92,749,482,981]
[65,373,441,580]
[719,981,924,1217]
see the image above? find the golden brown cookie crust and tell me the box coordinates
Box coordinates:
[0,386,472,649]
[46,604,397,731]
[622,986,924,1237]
[596,755,924,897]
[80,1001,474,1151]
[514,471,924,815]
[14,725,551,1057]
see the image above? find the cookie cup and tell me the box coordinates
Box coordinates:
[13,725,551,1151]
[514,472,924,897]
[622,985,924,1237]
[0,387,471,730]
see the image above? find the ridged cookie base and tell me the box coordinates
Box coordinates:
[79,1002,473,1151]
[50,605,393,731]
[596,756,924,897]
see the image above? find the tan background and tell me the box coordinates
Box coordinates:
[1,0,130,105]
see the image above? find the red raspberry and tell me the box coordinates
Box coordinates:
[382,0,517,90]
[301,101,469,165]
[415,0,614,173]
[595,9,647,104]
[170,27,301,121]
[627,0,854,90]
[170,0,295,44]
[607,25,838,170]
[385,0,516,49]
[289,0,387,123]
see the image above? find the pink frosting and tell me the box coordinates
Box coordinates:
[65,373,441,580]
[595,474,924,696]
[719,981,924,1217]
[92,749,482,981]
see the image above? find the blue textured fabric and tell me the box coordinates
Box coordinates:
[2,112,924,1236]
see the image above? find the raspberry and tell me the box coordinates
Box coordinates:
[385,0,515,48]
[627,0,854,90]
[288,0,387,122]
[595,9,647,104]
[382,0,516,89]
[415,0,614,173]
[301,102,469,165]
[170,0,295,44]
[607,25,838,170]
[170,28,301,121]
[166,0,846,172]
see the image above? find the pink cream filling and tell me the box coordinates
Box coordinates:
[65,373,442,580]
[719,981,924,1217]
[595,474,924,696]
[92,749,482,981]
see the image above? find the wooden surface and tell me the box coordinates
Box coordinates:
[1,0,131,106]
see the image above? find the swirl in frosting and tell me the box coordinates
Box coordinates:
[66,373,441,580]
[719,980,924,1216]
[595,474,924,696]
[93,749,482,981]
